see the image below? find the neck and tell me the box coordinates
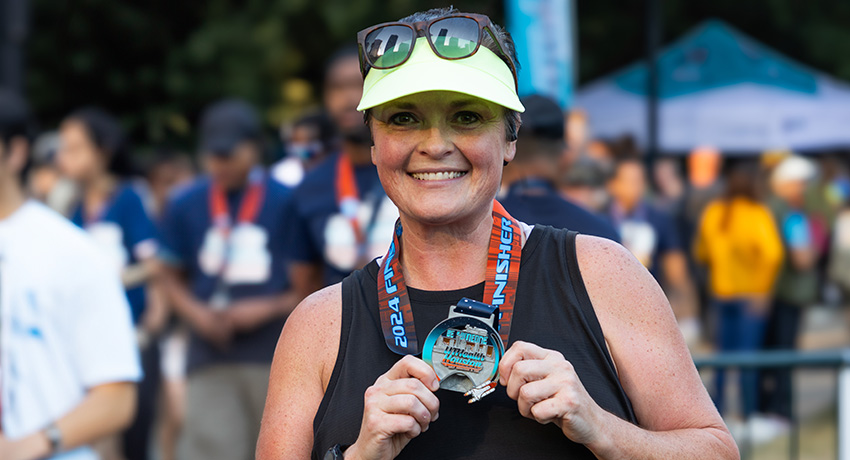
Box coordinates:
[0,179,26,221]
[397,206,494,291]
[82,174,117,216]
[344,141,373,166]
[503,159,555,186]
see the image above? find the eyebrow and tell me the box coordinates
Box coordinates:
[388,98,487,111]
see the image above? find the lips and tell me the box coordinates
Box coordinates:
[409,171,468,181]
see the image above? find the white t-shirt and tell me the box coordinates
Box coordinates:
[0,201,141,460]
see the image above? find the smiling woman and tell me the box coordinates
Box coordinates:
[257,7,739,460]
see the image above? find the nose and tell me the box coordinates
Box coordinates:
[416,125,454,159]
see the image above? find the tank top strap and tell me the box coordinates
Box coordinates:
[562,230,638,424]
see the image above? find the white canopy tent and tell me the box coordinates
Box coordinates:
[575,20,850,153]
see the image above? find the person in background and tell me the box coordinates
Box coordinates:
[143,151,195,460]
[0,89,140,460]
[758,156,820,434]
[26,131,77,215]
[500,94,619,242]
[285,46,398,300]
[606,156,700,345]
[271,112,335,188]
[56,107,161,460]
[693,160,784,434]
[157,98,297,460]
[557,154,610,213]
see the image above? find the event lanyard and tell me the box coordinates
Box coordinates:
[377,200,522,355]
[209,168,265,237]
[336,152,365,245]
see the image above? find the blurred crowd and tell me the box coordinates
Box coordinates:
[2,43,850,459]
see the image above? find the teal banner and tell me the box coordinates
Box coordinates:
[506,0,575,108]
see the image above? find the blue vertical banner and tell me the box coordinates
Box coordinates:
[506,0,575,108]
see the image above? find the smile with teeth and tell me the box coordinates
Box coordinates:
[409,171,468,181]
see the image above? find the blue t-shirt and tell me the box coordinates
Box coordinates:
[158,173,292,372]
[285,151,386,286]
[71,183,158,325]
[500,178,621,243]
[606,200,682,280]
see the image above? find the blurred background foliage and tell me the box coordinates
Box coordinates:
[24,0,850,151]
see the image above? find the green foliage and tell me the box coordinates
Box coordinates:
[23,0,850,151]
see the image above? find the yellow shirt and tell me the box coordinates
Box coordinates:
[694,197,784,298]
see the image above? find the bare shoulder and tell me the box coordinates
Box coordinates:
[258,283,343,459]
[573,234,674,327]
[276,282,343,389]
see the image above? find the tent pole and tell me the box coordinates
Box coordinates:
[645,0,661,172]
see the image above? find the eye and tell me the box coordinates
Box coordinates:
[388,112,418,125]
[453,111,481,125]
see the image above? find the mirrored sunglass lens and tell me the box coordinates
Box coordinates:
[428,17,479,58]
[365,26,414,68]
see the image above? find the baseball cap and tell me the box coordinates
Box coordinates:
[518,95,564,140]
[357,37,524,113]
[772,156,817,183]
[199,99,262,155]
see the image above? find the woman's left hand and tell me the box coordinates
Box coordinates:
[498,340,605,446]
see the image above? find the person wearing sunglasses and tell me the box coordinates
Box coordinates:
[257,8,737,460]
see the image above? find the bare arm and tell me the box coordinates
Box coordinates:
[579,235,738,459]
[256,284,342,459]
[1,382,137,460]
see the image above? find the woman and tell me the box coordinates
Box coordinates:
[693,160,784,420]
[57,107,162,460]
[258,8,737,459]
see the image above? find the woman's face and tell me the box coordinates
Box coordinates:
[370,91,515,226]
[57,120,104,183]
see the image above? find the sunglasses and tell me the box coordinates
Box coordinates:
[356,13,518,91]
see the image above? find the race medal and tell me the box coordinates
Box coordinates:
[377,200,522,403]
[422,298,504,403]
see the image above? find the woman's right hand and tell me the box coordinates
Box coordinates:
[345,355,441,460]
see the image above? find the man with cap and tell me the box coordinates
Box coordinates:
[500,94,619,242]
[157,98,296,460]
[0,90,141,459]
[757,155,820,430]
[284,46,398,300]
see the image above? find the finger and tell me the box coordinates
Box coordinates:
[384,355,440,391]
[498,341,551,386]
[363,412,423,441]
[381,379,440,422]
[514,378,561,419]
[504,359,555,400]
[529,397,565,425]
[379,393,436,432]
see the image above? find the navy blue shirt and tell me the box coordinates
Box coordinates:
[606,200,682,280]
[158,173,292,372]
[285,151,385,286]
[71,183,158,325]
[500,178,621,243]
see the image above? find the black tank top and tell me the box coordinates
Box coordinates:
[312,226,637,459]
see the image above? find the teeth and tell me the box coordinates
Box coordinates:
[410,171,467,181]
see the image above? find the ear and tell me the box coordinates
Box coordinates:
[370,144,377,166]
[503,139,516,165]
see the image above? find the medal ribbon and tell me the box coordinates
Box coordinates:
[336,152,364,245]
[377,200,522,355]
[209,168,266,236]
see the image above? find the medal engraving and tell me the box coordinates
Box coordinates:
[423,313,504,403]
